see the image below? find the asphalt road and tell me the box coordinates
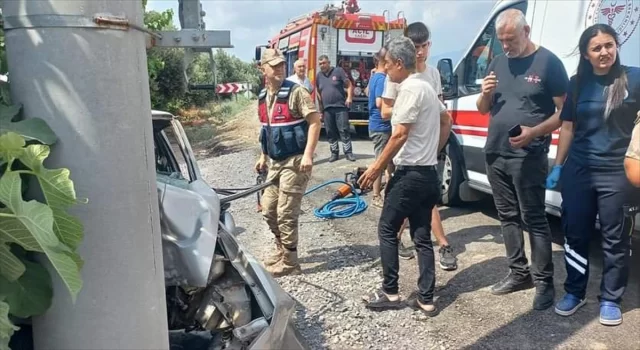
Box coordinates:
[302,131,640,350]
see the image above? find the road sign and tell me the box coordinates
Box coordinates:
[215,82,244,94]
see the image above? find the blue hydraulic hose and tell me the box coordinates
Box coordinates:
[303,179,368,219]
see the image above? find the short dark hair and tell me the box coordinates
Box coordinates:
[404,22,430,44]
[318,55,329,61]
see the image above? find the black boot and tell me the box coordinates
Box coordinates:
[491,271,534,295]
[329,153,339,162]
[533,282,555,310]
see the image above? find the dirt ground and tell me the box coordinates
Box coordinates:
[198,103,640,350]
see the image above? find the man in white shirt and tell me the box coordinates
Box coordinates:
[358,36,450,317]
[286,59,313,92]
[380,22,457,271]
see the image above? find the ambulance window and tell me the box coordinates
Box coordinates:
[460,3,527,95]
[463,22,502,91]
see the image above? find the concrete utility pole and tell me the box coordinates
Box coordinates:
[2,1,169,349]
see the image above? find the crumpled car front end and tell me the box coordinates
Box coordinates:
[153,112,308,349]
[160,192,309,350]
[215,221,309,349]
[162,215,309,350]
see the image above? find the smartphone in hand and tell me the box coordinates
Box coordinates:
[508,124,522,137]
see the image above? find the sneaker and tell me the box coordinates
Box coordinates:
[554,293,586,316]
[599,301,623,326]
[398,241,415,260]
[438,245,457,271]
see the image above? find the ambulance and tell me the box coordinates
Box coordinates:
[434,0,640,227]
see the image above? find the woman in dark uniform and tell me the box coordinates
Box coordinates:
[545,24,640,326]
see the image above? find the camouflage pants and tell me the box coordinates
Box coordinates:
[261,155,311,250]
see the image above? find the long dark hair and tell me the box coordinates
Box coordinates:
[575,24,628,119]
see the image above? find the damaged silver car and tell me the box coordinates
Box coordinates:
[152,110,308,350]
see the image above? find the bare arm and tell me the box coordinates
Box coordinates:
[624,158,640,187]
[371,123,411,171]
[531,95,565,138]
[293,87,322,171]
[316,90,323,111]
[438,110,453,152]
[381,98,394,120]
[345,78,353,101]
[476,92,493,115]
[304,112,322,159]
[553,121,574,166]
[476,70,497,114]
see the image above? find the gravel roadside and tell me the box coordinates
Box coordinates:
[199,148,448,350]
[195,103,640,350]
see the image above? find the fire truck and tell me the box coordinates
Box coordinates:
[254,0,407,132]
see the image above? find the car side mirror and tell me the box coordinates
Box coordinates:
[437,58,458,100]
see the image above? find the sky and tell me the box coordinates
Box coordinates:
[146,0,498,64]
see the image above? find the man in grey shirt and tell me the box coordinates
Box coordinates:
[358,36,451,317]
[316,55,355,162]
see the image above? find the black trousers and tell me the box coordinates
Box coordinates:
[323,107,352,155]
[485,153,554,284]
[378,166,441,304]
[560,158,637,303]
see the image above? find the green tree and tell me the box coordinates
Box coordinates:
[141,3,261,113]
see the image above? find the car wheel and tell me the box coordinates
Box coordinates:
[438,140,463,206]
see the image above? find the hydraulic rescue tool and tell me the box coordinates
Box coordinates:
[245,166,370,220]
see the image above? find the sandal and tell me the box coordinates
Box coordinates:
[361,288,402,311]
[371,195,384,209]
[406,295,439,317]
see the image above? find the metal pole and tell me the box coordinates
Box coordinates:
[2,1,169,349]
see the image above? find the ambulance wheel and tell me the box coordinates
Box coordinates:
[438,140,463,206]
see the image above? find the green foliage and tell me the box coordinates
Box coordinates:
[144,9,176,32]
[0,87,85,348]
[142,9,261,114]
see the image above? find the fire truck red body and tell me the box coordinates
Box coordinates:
[255,1,406,131]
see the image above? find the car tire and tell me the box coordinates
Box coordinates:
[438,138,464,206]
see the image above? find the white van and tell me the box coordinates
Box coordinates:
[434,0,640,227]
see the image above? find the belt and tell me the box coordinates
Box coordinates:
[395,165,437,171]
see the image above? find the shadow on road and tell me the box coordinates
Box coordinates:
[299,244,378,275]
[445,224,504,256]
[445,201,640,349]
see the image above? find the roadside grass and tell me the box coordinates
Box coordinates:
[180,96,253,143]
[178,95,255,155]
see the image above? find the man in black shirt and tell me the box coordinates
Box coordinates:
[476,8,568,310]
[316,55,355,162]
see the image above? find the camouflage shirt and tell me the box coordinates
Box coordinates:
[626,112,640,160]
